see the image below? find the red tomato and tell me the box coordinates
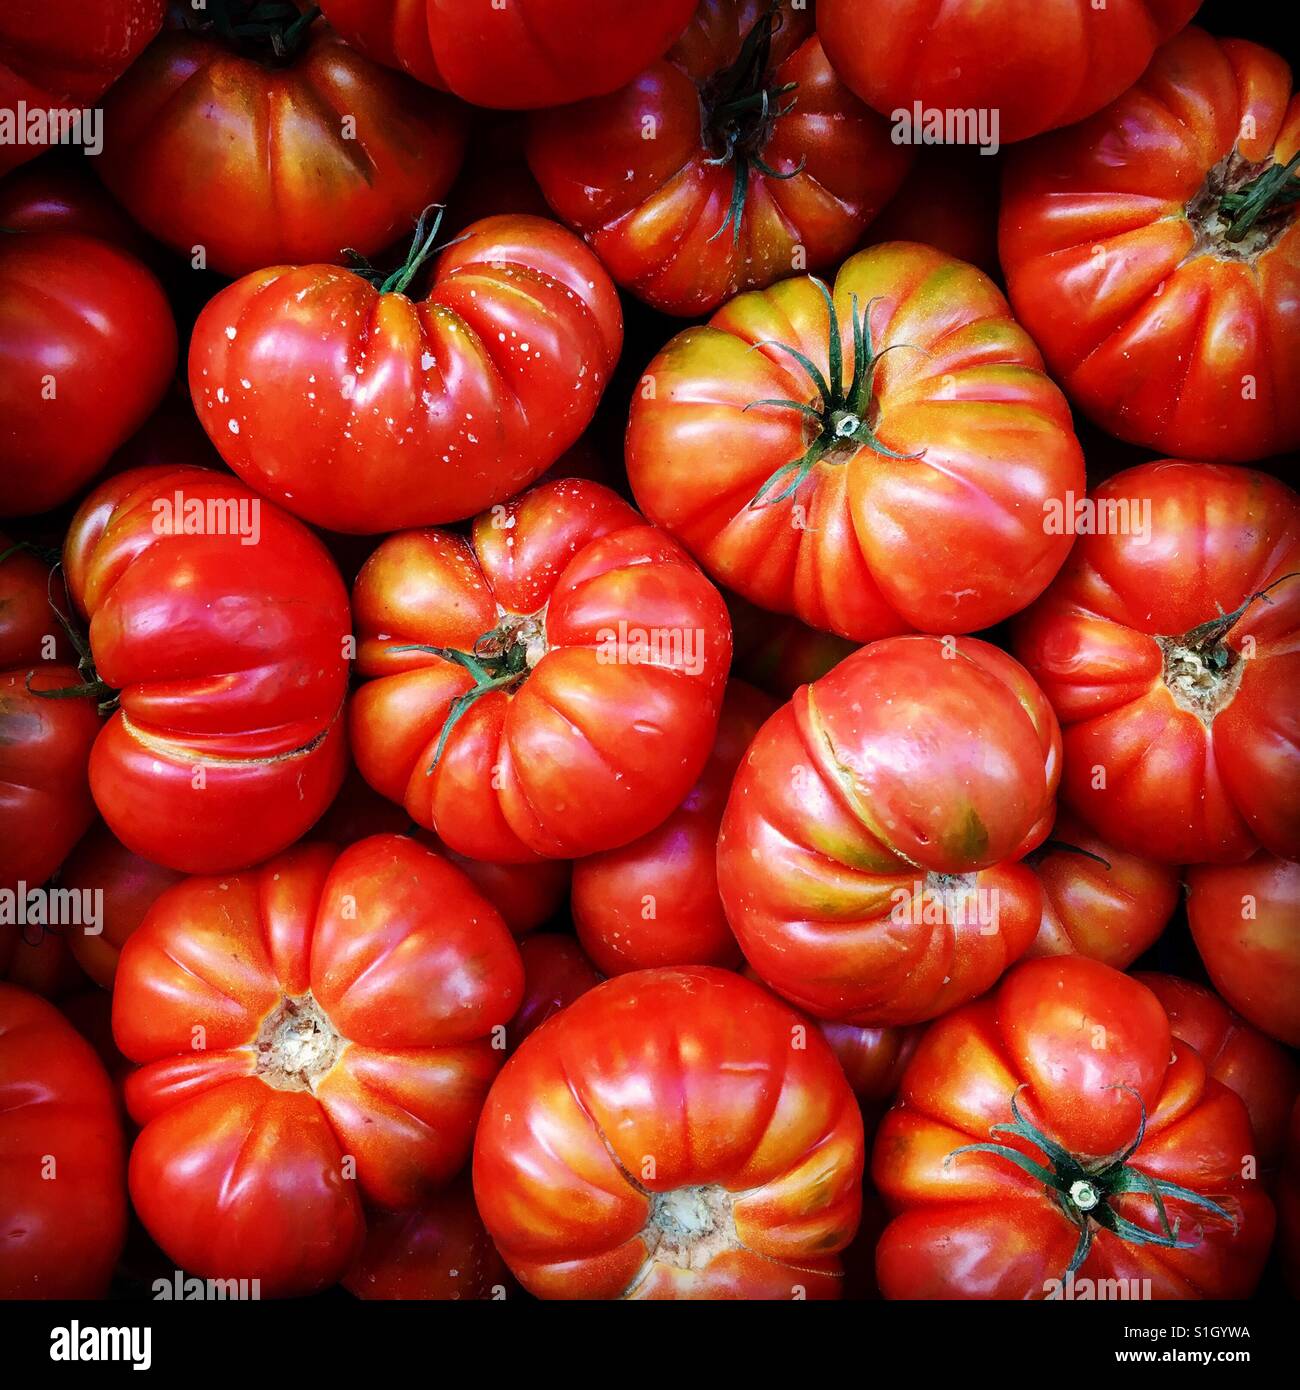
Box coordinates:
[572,681,773,975]
[0,158,152,259]
[189,214,622,534]
[1023,811,1180,968]
[0,232,176,516]
[350,479,731,862]
[507,933,602,1052]
[0,915,86,999]
[319,0,695,109]
[717,637,1060,1025]
[874,956,1275,1300]
[626,242,1084,642]
[1135,973,1298,1171]
[0,983,127,1297]
[1014,461,1300,864]
[0,0,163,173]
[817,0,1201,144]
[474,967,863,1298]
[1186,853,1300,1047]
[342,1177,510,1300]
[727,592,857,699]
[113,836,524,1297]
[0,530,66,667]
[97,9,466,278]
[526,1,912,316]
[63,466,351,873]
[1001,30,1300,462]
[1281,1099,1300,1296]
[819,1020,920,1107]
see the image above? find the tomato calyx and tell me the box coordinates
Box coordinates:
[643,1185,738,1273]
[1220,150,1300,245]
[949,1086,1236,1277]
[345,204,449,297]
[1187,148,1300,258]
[24,563,118,713]
[190,1,321,65]
[255,993,342,1092]
[746,282,924,507]
[701,5,806,244]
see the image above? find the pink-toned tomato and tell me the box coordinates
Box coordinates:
[507,933,602,1051]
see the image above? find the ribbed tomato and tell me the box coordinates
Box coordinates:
[474,967,863,1299]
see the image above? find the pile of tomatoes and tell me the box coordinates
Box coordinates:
[1,0,1297,1305]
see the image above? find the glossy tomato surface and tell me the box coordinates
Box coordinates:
[350,479,731,862]
[626,242,1084,641]
[874,957,1275,1299]
[1001,29,1300,461]
[1014,461,1300,864]
[717,637,1060,1024]
[474,967,863,1298]
[113,836,524,1297]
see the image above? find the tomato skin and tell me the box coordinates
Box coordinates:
[818,1021,920,1107]
[97,18,466,279]
[1013,461,1300,864]
[526,0,912,316]
[0,983,127,1297]
[350,479,731,863]
[114,835,524,1297]
[0,232,176,517]
[507,933,602,1051]
[572,681,774,975]
[189,215,622,534]
[1001,30,1300,462]
[1186,854,1300,1048]
[474,967,863,1299]
[0,530,66,668]
[626,242,1084,642]
[727,592,857,700]
[0,160,152,260]
[319,0,696,109]
[873,956,1274,1300]
[817,0,1200,145]
[63,466,351,874]
[718,636,1060,1025]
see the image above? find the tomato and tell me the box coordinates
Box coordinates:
[97,6,466,278]
[0,913,85,999]
[572,681,773,975]
[342,1177,510,1301]
[816,0,1201,145]
[473,967,863,1298]
[0,983,127,1297]
[0,530,65,667]
[1023,811,1180,968]
[1000,29,1300,462]
[1281,1098,1300,1297]
[873,956,1275,1300]
[819,1021,920,1108]
[526,1,911,316]
[0,232,176,517]
[626,242,1084,642]
[507,933,602,1052]
[63,465,351,874]
[350,479,731,863]
[0,0,163,173]
[1186,853,1300,1047]
[0,158,152,259]
[319,0,695,109]
[717,636,1060,1025]
[727,592,856,700]
[113,835,524,1297]
[1014,461,1300,864]
[1135,973,1298,1171]
[189,214,623,534]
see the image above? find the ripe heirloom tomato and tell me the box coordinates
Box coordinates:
[0,232,176,517]
[189,214,622,534]
[0,983,127,1297]
[572,681,774,975]
[818,1021,920,1109]
[817,0,1201,145]
[1186,853,1300,1047]
[114,835,524,1298]
[0,531,66,667]
[526,1,912,316]
[1014,461,1300,864]
[350,479,731,863]
[1136,973,1298,1170]
[97,6,466,278]
[0,159,152,259]
[874,957,1275,1300]
[474,967,863,1299]
[717,636,1060,1025]
[64,465,351,874]
[507,933,602,1052]
[319,0,695,109]
[1024,811,1180,968]
[1001,30,1300,462]
[626,242,1084,642]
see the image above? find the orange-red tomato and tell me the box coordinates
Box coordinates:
[507,933,602,1052]
[474,967,863,1298]
[718,637,1060,1025]
[874,957,1275,1300]
[113,836,524,1297]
